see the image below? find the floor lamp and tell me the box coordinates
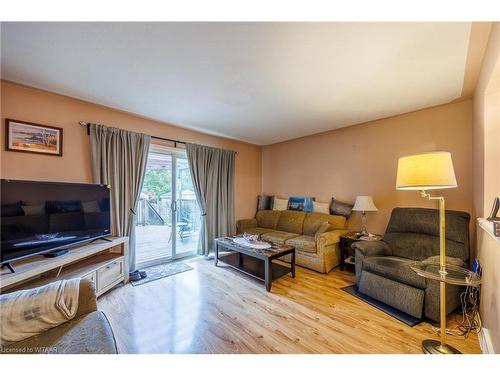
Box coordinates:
[396,151,459,354]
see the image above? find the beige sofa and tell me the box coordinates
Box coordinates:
[237,210,348,273]
[1,279,117,354]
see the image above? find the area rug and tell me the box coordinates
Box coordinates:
[341,285,423,326]
[131,262,194,286]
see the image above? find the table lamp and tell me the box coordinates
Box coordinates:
[396,151,458,354]
[352,196,378,236]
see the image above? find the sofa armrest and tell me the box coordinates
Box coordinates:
[352,241,392,257]
[75,279,98,318]
[317,229,349,248]
[236,218,258,233]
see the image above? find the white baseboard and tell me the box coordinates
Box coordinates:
[479,328,495,354]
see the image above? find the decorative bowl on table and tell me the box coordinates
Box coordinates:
[242,233,259,242]
[233,233,271,249]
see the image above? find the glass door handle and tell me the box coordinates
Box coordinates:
[171,200,177,212]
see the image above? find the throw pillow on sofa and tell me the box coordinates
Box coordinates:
[288,196,314,212]
[272,197,289,211]
[313,201,330,214]
[257,195,274,211]
[330,198,354,218]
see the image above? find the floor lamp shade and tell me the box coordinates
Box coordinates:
[396,152,457,190]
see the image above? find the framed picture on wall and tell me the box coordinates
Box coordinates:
[5,118,63,156]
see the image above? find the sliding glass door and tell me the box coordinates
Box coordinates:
[135,145,200,268]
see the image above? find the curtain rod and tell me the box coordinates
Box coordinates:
[78,121,186,148]
[78,121,238,154]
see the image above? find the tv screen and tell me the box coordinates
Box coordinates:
[1,179,111,265]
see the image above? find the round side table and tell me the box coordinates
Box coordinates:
[410,261,482,354]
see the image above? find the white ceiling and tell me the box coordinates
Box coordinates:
[1,22,471,145]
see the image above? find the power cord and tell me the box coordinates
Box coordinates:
[429,270,482,339]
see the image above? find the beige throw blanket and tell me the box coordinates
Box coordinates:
[0,278,81,345]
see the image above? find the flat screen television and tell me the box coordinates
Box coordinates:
[1,179,111,271]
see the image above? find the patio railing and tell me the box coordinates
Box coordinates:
[137,198,164,226]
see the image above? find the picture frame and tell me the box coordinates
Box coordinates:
[487,197,499,220]
[5,118,63,156]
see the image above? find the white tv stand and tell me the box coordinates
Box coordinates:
[0,236,129,297]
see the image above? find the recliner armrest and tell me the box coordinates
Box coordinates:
[352,240,392,257]
[236,218,258,233]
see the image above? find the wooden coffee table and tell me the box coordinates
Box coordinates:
[214,236,295,292]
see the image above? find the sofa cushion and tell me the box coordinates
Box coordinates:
[362,256,426,289]
[286,235,316,253]
[4,311,117,354]
[261,230,300,244]
[241,227,274,237]
[255,210,281,229]
[276,210,306,234]
[314,222,331,240]
[302,212,346,236]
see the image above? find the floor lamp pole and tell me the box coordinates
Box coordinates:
[421,191,460,354]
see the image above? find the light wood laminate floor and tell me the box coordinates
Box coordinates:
[98,257,481,354]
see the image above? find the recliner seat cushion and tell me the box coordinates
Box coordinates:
[255,210,281,229]
[276,210,306,234]
[362,256,426,289]
[285,235,316,253]
[261,230,299,244]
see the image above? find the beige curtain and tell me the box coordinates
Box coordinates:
[186,143,236,256]
[89,124,150,271]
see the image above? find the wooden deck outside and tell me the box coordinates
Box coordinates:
[135,225,198,264]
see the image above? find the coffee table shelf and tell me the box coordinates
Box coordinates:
[218,252,292,282]
[214,236,295,292]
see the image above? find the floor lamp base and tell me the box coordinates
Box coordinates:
[422,339,461,354]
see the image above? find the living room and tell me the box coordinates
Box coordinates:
[1,1,499,372]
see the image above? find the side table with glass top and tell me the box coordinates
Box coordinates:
[410,261,482,354]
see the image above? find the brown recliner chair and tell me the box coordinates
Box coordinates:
[353,207,470,321]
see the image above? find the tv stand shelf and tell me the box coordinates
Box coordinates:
[0,236,129,297]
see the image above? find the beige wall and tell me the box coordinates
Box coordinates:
[0,81,262,220]
[473,23,500,354]
[262,101,473,235]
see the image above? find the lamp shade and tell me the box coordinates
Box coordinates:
[352,196,378,212]
[396,152,457,190]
